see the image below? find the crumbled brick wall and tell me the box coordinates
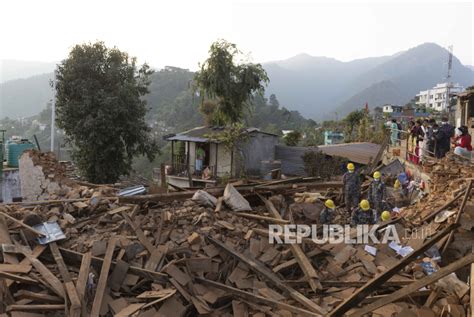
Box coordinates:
[19,150,72,201]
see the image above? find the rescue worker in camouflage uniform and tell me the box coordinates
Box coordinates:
[351,200,377,225]
[343,163,360,213]
[367,171,387,218]
[320,199,336,224]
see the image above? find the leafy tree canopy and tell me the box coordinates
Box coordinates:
[194,39,269,124]
[55,41,159,183]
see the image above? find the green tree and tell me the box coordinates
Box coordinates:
[268,94,279,109]
[55,41,159,183]
[194,39,269,124]
[283,130,302,146]
[343,110,365,142]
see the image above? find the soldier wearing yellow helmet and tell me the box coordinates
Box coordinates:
[351,199,377,225]
[381,210,391,222]
[320,199,336,224]
[368,171,387,217]
[343,162,361,214]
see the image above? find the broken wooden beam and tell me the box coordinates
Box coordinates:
[235,212,290,224]
[0,271,38,285]
[421,189,466,223]
[329,223,457,317]
[350,253,474,316]
[17,244,66,298]
[121,209,155,254]
[119,181,343,204]
[14,290,64,304]
[441,180,472,254]
[196,277,321,317]
[50,242,81,316]
[206,235,327,315]
[7,304,65,312]
[261,194,321,290]
[0,211,45,236]
[90,237,116,317]
[58,247,168,283]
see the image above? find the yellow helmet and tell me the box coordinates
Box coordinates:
[347,163,355,171]
[394,179,400,189]
[325,199,335,209]
[373,171,381,179]
[360,199,370,211]
[381,211,391,221]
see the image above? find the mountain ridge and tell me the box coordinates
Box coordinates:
[1,42,473,120]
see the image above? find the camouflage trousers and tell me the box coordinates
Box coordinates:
[345,192,359,213]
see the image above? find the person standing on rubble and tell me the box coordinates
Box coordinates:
[351,199,376,225]
[390,119,398,146]
[413,120,424,164]
[343,163,360,214]
[320,199,336,224]
[367,171,386,217]
[437,117,454,158]
[430,123,440,158]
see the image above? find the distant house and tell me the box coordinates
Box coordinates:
[324,131,344,145]
[382,104,403,114]
[454,90,474,136]
[164,126,279,188]
[416,82,463,112]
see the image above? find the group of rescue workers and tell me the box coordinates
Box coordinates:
[320,162,392,226]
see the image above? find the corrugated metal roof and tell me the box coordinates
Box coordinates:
[165,126,278,143]
[317,142,381,165]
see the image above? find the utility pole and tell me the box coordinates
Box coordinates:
[50,80,56,152]
[445,45,453,112]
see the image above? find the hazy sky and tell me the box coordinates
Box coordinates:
[0,0,472,69]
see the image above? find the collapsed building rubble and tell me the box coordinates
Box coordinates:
[0,151,474,316]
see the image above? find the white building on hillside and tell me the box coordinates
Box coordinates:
[382,104,403,113]
[416,83,463,112]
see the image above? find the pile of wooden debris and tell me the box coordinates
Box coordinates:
[1,155,474,316]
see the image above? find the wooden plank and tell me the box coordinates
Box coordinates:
[214,197,223,215]
[235,212,290,224]
[471,249,474,317]
[0,264,32,274]
[0,211,45,236]
[90,237,116,317]
[329,223,457,317]
[121,210,155,254]
[350,253,474,317]
[144,245,167,271]
[14,290,64,304]
[58,247,168,283]
[75,251,91,304]
[7,305,65,312]
[6,245,45,288]
[197,277,320,317]
[260,195,321,291]
[109,259,129,292]
[421,189,465,222]
[0,271,37,284]
[206,235,327,315]
[18,244,66,298]
[119,181,344,204]
[49,242,81,316]
[0,214,19,264]
[273,248,322,273]
[423,287,440,308]
[441,180,473,254]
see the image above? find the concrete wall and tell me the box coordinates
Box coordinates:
[1,169,21,203]
[237,132,279,176]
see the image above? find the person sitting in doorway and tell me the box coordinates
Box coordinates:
[453,126,472,160]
